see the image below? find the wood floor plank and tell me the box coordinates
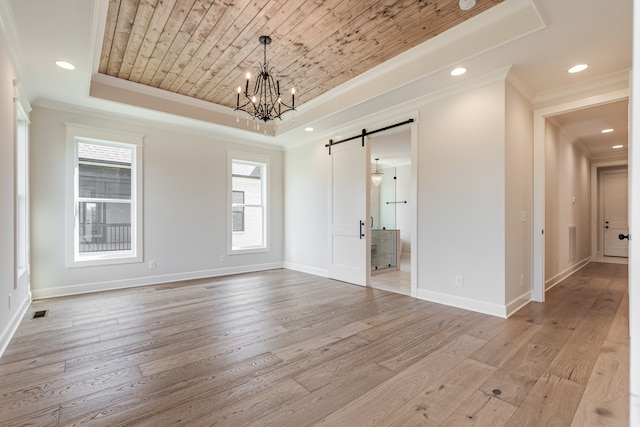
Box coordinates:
[545,310,615,385]
[271,320,372,361]
[380,358,497,426]
[440,390,518,426]
[607,289,630,346]
[0,365,142,425]
[478,343,558,406]
[314,334,488,426]
[570,340,629,426]
[247,362,396,427]
[505,373,584,427]
[190,378,310,427]
[58,352,283,426]
[469,319,541,367]
[0,264,628,426]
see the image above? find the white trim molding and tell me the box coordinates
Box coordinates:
[0,292,31,359]
[416,288,508,319]
[31,263,284,300]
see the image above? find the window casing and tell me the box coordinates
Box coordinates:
[15,102,29,290]
[228,152,269,253]
[66,125,143,267]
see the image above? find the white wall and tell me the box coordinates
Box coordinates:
[283,139,329,275]
[416,81,507,315]
[544,119,591,287]
[504,80,533,311]
[29,106,284,298]
[283,76,530,317]
[0,32,31,356]
[396,164,411,255]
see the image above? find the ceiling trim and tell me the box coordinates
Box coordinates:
[87,0,544,141]
[533,69,631,107]
[275,0,545,136]
[34,97,284,151]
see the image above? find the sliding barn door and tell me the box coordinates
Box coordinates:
[328,137,370,286]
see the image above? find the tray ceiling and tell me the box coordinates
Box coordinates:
[99,0,503,110]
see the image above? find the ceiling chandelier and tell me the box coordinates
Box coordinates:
[371,158,384,186]
[235,35,296,124]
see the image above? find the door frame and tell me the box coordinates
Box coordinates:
[367,119,419,297]
[593,164,629,258]
[329,112,419,296]
[532,89,629,302]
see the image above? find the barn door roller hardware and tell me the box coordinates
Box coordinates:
[325,119,414,155]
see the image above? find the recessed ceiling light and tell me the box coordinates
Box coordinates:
[450,67,467,76]
[304,127,314,132]
[601,128,614,133]
[56,60,76,70]
[459,0,476,10]
[568,64,588,74]
[612,145,624,149]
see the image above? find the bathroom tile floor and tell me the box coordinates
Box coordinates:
[370,255,411,296]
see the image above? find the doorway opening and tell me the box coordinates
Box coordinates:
[532,92,629,301]
[369,129,412,296]
[595,166,629,262]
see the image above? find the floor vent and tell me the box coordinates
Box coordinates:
[33,310,48,319]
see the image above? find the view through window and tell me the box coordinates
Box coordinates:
[76,141,134,260]
[231,159,266,251]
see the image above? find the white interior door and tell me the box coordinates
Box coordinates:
[328,137,370,286]
[603,170,629,257]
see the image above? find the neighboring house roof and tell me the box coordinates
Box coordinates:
[78,141,132,165]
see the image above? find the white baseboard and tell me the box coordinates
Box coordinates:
[283,262,328,278]
[0,292,31,359]
[545,256,590,291]
[506,290,532,317]
[30,262,284,300]
[416,288,507,318]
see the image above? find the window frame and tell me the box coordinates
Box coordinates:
[15,99,30,290]
[65,124,144,267]
[227,151,270,254]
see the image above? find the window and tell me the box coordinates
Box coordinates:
[15,101,29,290]
[66,125,143,266]
[229,153,269,253]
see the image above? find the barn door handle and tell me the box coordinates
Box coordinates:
[618,234,630,240]
[360,221,365,239]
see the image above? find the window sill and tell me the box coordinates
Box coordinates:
[69,252,142,268]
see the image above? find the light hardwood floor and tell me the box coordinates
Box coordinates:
[0,262,628,426]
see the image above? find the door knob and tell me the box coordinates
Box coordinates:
[618,233,630,240]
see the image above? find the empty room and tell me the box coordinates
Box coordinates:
[0,0,638,425]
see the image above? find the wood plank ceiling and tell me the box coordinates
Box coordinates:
[99,0,503,111]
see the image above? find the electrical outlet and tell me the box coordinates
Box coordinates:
[520,274,524,287]
[148,260,156,270]
[455,275,464,288]
[8,294,11,310]
[220,255,226,263]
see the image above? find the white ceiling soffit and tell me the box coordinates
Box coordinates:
[89,0,544,140]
